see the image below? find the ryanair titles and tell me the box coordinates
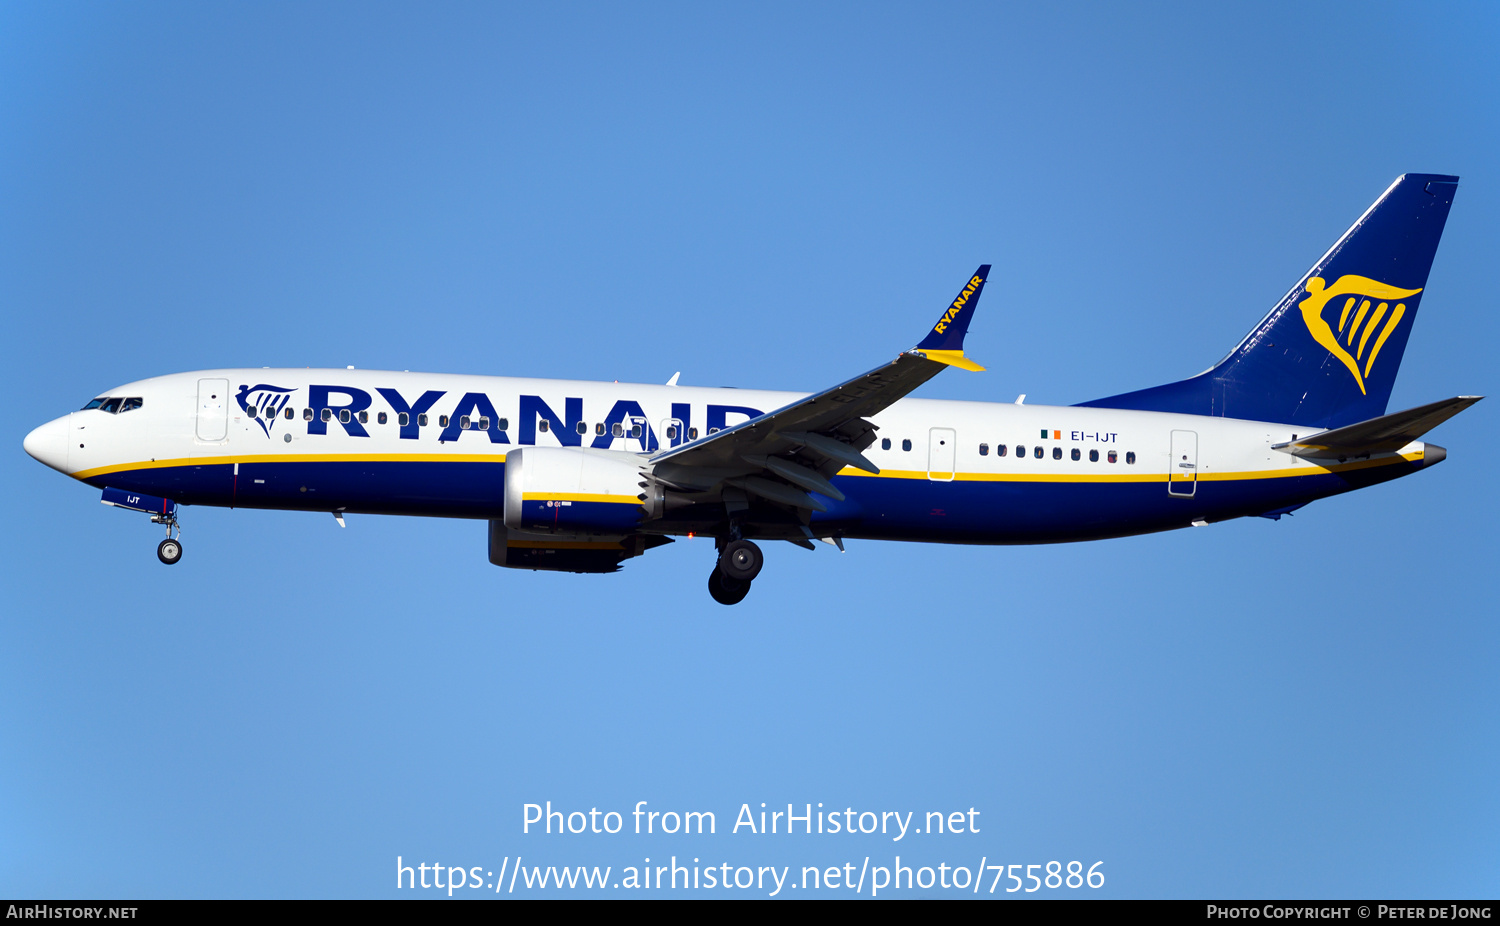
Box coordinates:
[237,382,763,452]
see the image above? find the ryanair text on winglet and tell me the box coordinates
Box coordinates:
[932,275,985,336]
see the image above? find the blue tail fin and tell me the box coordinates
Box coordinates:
[1077,174,1459,428]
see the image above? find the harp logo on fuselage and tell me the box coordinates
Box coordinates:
[235,384,297,437]
[1297,274,1422,395]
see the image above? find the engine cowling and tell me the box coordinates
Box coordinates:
[503,447,658,533]
[488,520,669,574]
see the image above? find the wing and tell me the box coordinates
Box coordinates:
[648,265,991,513]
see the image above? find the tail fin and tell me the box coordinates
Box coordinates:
[1078,174,1459,428]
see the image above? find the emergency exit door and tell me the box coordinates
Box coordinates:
[1168,429,1198,497]
[928,428,956,481]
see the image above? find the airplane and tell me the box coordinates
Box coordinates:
[22,173,1480,605]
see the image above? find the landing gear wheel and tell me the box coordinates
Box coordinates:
[708,569,751,605]
[719,539,763,582]
[157,538,183,565]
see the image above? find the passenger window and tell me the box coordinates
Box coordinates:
[1016,445,1026,458]
[498,418,508,431]
[1071,448,1080,461]
[1033,446,1043,459]
[358,411,368,424]
[881,438,891,450]
[378,412,388,425]
[979,443,989,456]
[612,422,624,437]
[1108,450,1117,463]
[709,427,720,435]
[1126,451,1136,465]
[537,418,547,432]
[121,397,143,412]
[666,426,678,439]
[1089,449,1098,462]
[689,427,699,440]
[480,417,491,430]
[418,414,428,427]
[339,409,351,424]
[100,398,122,413]
[460,415,471,429]
[397,412,408,426]
[246,405,258,419]
[630,424,642,438]
[576,421,587,435]
[304,408,313,421]
[1052,447,1062,460]
[595,422,606,436]
[997,444,1007,457]
[284,407,294,420]
[901,439,912,452]
[83,398,105,410]
[321,408,332,422]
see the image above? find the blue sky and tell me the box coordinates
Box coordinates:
[2,2,1496,898]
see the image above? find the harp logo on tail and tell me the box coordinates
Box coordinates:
[1297,275,1422,395]
[235,384,297,437]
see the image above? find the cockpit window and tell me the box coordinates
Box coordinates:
[84,396,144,413]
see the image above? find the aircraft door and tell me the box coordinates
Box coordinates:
[928,427,956,481]
[660,418,685,449]
[196,378,229,441]
[1169,429,1198,497]
[626,415,650,452]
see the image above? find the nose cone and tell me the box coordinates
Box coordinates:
[23,414,71,473]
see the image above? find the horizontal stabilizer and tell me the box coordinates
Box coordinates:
[1272,395,1482,458]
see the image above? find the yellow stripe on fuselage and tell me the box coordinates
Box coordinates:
[834,451,1421,484]
[73,449,1422,488]
[521,492,642,505]
[71,452,509,481]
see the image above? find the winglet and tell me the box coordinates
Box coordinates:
[914,264,990,370]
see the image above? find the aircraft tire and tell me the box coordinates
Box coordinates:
[157,538,183,565]
[708,569,750,605]
[719,539,763,582]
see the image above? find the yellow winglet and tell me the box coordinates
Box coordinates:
[914,349,986,372]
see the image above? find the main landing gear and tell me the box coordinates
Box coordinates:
[708,539,763,606]
[153,511,183,565]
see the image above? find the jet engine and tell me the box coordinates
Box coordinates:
[503,446,664,533]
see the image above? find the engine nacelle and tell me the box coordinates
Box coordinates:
[504,447,659,533]
[488,521,669,574]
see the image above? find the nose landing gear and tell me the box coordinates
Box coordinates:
[708,538,763,605]
[152,510,182,565]
[157,537,183,565]
[100,488,183,565]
